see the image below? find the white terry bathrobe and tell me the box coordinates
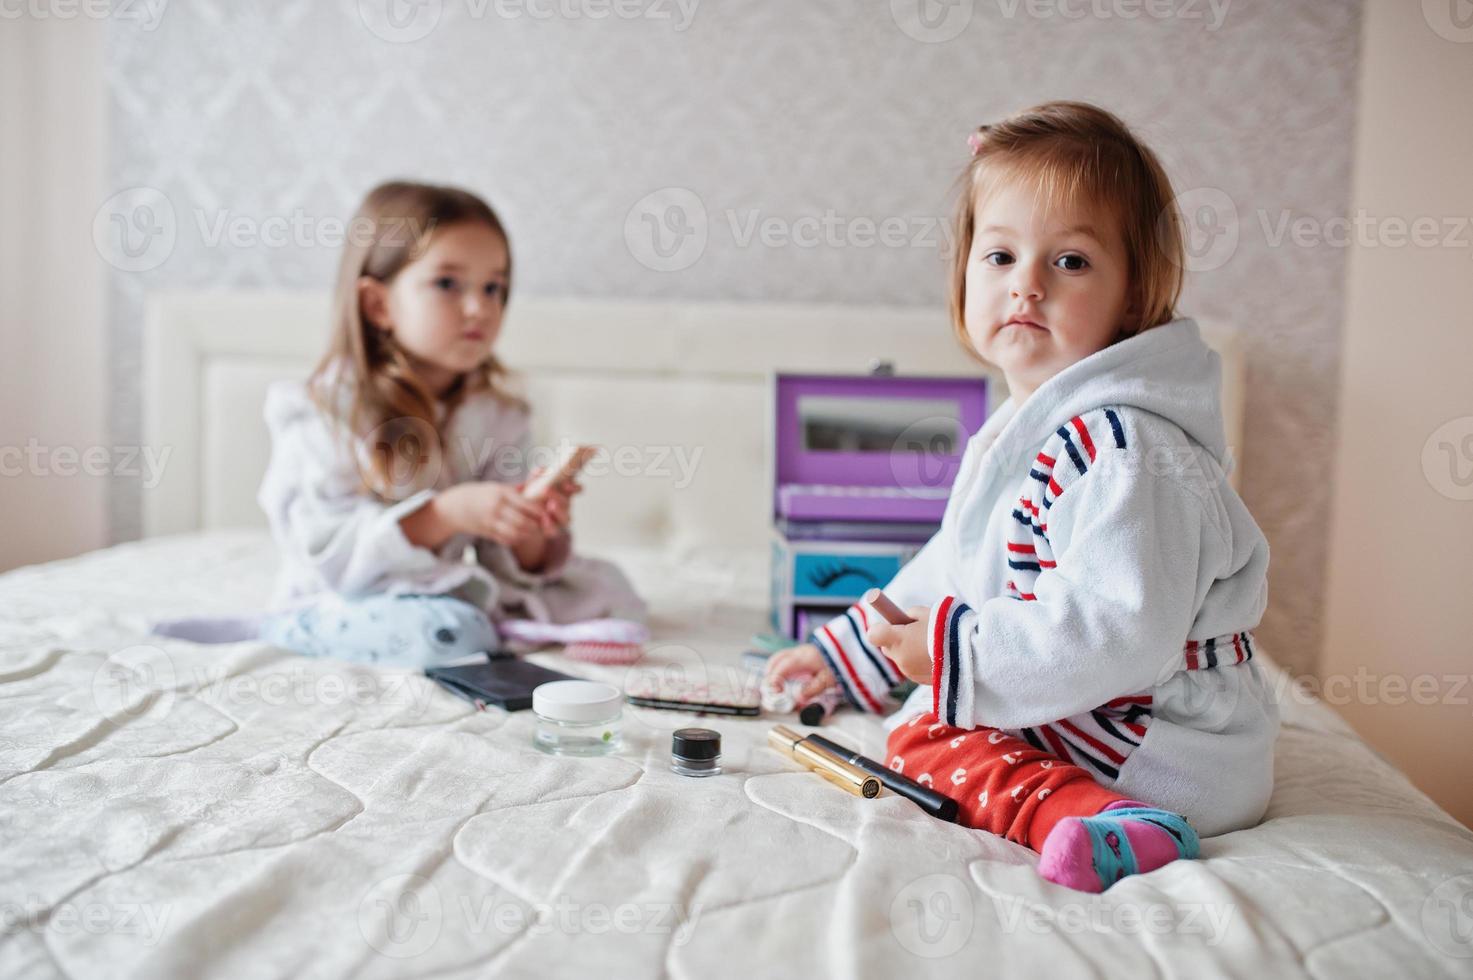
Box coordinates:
[256,377,646,627]
[813,319,1279,837]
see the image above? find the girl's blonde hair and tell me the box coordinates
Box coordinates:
[309,180,525,500]
[949,101,1185,355]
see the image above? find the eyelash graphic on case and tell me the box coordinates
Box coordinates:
[808,561,881,591]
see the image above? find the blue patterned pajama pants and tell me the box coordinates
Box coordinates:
[260,594,501,668]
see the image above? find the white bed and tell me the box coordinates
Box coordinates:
[2,294,1471,979]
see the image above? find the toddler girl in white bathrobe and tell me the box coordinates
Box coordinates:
[250,181,643,666]
[766,102,1277,893]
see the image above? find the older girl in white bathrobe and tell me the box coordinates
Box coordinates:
[766,102,1277,893]
[251,182,643,666]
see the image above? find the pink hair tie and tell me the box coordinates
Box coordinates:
[563,641,644,666]
[967,131,986,157]
[498,617,649,647]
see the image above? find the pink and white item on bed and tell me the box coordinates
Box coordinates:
[497,616,649,649]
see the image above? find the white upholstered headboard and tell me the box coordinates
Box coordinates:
[142,292,1244,558]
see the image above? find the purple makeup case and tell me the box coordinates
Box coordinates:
[770,370,989,638]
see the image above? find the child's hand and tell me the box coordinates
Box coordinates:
[764,643,838,704]
[867,606,933,684]
[434,481,544,547]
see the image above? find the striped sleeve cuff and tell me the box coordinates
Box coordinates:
[930,595,978,728]
[810,599,903,715]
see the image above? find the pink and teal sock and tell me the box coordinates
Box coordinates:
[1036,799,1200,892]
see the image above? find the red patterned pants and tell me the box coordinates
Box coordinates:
[885,712,1130,850]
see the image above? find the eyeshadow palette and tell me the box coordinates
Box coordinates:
[624,672,763,717]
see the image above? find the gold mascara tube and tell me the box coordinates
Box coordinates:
[768,725,881,799]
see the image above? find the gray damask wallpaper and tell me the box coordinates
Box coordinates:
[104,0,1361,675]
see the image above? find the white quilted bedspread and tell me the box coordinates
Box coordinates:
[2,531,1473,979]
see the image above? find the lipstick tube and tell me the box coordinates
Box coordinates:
[768,725,881,799]
[863,588,916,626]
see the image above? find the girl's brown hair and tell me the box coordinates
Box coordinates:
[309,180,524,500]
[949,101,1185,356]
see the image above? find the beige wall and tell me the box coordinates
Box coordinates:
[0,21,108,572]
[1322,4,1473,826]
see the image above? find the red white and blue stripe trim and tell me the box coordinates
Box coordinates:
[927,588,1259,771]
[930,595,976,726]
[1011,695,1154,781]
[1184,631,1257,670]
[1006,408,1123,601]
[811,596,903,714]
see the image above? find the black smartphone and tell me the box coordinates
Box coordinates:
[425,656,580,712]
